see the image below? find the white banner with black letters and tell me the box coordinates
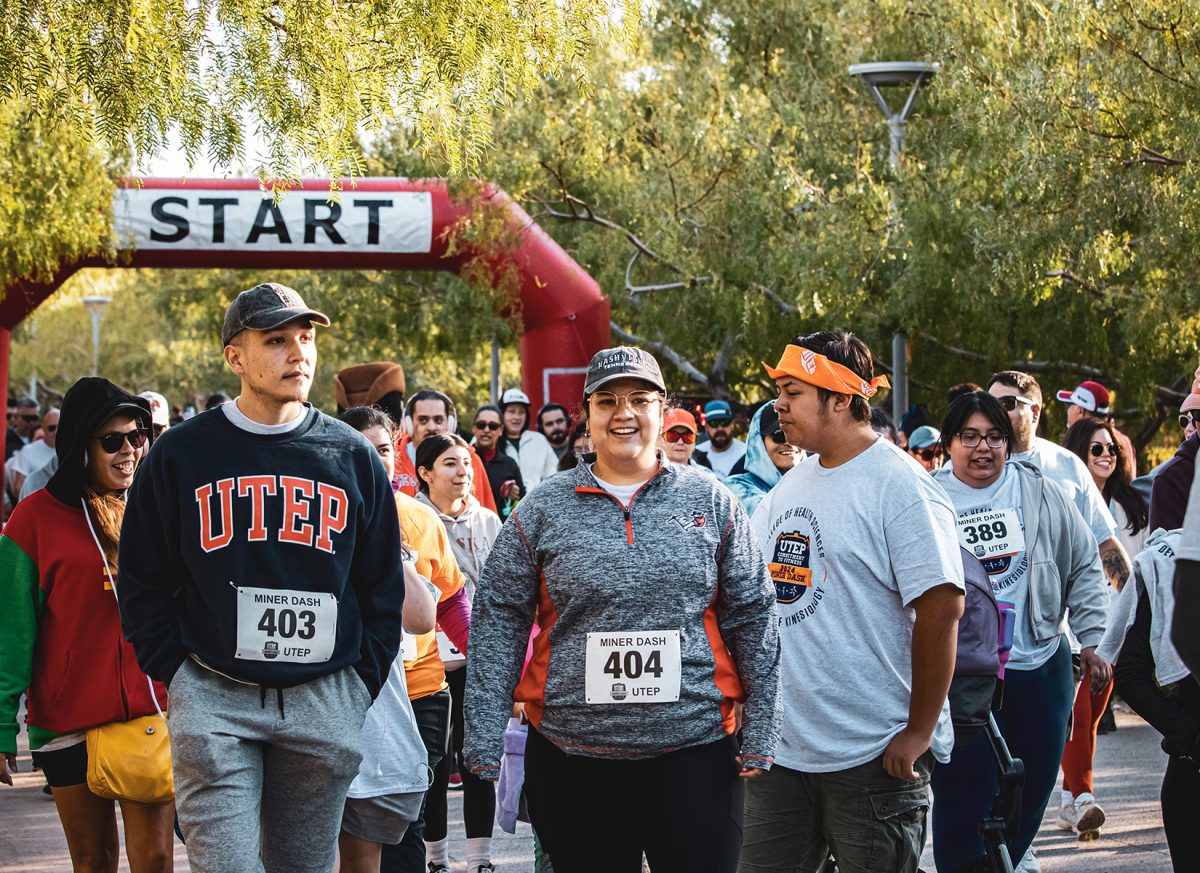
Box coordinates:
[113,188,434,253]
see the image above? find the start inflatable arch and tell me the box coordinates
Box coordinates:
[0,178,610,417]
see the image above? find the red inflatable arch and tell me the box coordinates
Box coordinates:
[0,178,609,425]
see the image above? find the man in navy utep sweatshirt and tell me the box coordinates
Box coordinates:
[118,283,405,873]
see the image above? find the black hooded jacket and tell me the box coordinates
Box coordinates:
[46,378,151,508]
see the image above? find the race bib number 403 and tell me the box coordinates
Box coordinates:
[585,630,681,704]
[235,587,337,663]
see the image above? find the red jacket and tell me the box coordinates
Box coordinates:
[0,489,166,751]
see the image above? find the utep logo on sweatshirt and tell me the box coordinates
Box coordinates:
[195,475,349,554]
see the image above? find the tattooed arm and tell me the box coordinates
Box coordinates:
[1099,536,1132,592]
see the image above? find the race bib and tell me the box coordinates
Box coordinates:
[436,630,466,669]
[957,508,1025,559]
[235,587,337,663]
[400,632,419,663]
[585,630,681,704]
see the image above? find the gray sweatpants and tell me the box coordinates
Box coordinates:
[168,658,372,873]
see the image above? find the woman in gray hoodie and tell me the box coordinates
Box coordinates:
[415,433,501,873]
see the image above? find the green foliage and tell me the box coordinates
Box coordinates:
[8,265,522,414]
[0,0,638,177]
[0,101,113,286]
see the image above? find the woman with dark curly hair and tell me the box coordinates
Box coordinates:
[1064,419,1148,557]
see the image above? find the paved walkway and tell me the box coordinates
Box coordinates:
[0,708,1171,872]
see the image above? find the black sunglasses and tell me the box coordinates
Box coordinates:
[46,424,57,433]
[913,448,938,462]
[474,421,502,431]
[20,414,39,423]
[1181,412,1198,430]
[1088,443,1118,458]
[94,429,149,454]
[767,430,787,445]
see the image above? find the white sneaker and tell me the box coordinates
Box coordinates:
[1056,801,1076,830]
[1015,847,1041,873]
[1074,796,1106,841]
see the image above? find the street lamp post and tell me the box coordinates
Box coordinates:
[81,296,112,377]
[848,61,938,425]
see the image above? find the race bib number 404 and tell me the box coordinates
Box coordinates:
[235,587,337,663]
[585,630,681,704]
[956,508,1025,559]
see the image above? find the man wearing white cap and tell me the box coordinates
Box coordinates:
[1056,380,1137,476]
[139,390,170,439]
[500,388,559,492]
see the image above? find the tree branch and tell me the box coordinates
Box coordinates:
[609,321,724,397]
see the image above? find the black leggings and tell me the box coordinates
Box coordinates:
[1163,754,1200,870]
[425,668,496,841]
[524,726,743,873]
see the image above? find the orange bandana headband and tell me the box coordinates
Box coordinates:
[763,345,890,400]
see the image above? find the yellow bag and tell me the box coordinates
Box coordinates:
[79,496,173,805]
[86,714,174,804]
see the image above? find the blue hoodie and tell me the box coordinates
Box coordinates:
[726,404,803,518]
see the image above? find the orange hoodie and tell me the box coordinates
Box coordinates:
[394,432,497,514]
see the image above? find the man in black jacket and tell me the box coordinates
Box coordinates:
[118,283,405,873]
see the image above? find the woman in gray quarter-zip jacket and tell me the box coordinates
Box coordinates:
[463,347,780,873]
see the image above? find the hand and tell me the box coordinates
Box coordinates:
[511,702,527,723]
[883,727,931,781]
[1,752,16,786]
[1080,646,1113,694]
[510,484,521,501]
[735,756,766,779]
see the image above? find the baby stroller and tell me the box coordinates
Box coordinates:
[949,548,1019,873]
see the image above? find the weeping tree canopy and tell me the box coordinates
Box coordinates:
[0,0,638,176]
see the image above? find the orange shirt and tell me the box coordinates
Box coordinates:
[395,490,466,700]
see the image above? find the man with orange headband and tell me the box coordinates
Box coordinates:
[740,330,965,873]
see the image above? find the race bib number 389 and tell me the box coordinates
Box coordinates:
[235,587,337,663]
[585,630,681,704]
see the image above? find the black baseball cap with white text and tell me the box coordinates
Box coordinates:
[583,347,666,395]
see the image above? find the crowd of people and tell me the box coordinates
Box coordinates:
[0,280,1196,873]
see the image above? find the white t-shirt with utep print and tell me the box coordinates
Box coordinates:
[749,438,965,772]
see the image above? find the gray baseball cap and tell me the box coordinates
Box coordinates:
[221,283,330,346]
[583,346,666,395]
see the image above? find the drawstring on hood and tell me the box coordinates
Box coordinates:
[47,377,151,508]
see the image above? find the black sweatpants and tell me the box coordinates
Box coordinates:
[380,689,451,873]
[425,668,496,840]
[524,725,744,873]
[1163,754,1200,870]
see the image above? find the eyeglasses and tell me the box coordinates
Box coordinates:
[663,430,696,445]
[46,424,57,433]
[1088,442,1118,458]
[473,420,502,431]
[94,429,149,454]
[707,418,733,428]
[997,395,1034,412]
[20,414,39,423]
[958,431,1007,449]
[589,390,662,415]
[913,448,938,462]
[767,430,787,445]
[572,445,590,457]
[1181,412,1198,430]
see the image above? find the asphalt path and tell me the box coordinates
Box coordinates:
[1,707,1172,872]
